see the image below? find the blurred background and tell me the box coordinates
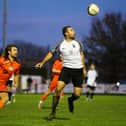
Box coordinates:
[0,0,126,94]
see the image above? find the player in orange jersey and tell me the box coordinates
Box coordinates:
[0,44,21,109]
[38,56,64,109]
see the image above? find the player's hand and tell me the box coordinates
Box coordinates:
[35,62,43,69]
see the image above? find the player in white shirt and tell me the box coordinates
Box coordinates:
[35,26,86,120]
[86,63,98,101]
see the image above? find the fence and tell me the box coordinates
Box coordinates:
[19,75,126,94]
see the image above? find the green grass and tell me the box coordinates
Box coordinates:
[0,94,126,126]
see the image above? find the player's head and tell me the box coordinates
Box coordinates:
[4,44,18,60]
[62,26,76,39]
[90,63,95,70]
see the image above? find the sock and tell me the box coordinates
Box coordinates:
[90,93,94,99]
[52,95,60,114]
[86,92,89,98]
[41,93,49,101]
[8,92,12,101]
[0,101,4,109]
[69,94,80,102]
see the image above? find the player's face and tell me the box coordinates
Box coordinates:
[90,64,95,70]
[9,47,18,58]
[65,27,76,39]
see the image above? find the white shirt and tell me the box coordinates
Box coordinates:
[9,74,14,81]
[52,39,84,69]
[87,70,98,87]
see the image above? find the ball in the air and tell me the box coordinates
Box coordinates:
[88,3,100,16]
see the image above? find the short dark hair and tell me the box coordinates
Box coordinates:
[4,44,17,59]
[62,26,72,37]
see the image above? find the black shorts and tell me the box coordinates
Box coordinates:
[59,67,83,88]
[6,80,13,87]
[87,85,96,90]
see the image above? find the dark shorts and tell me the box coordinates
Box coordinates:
[59,67,83,88]
[6,80,13,87]
[87,85,96,90]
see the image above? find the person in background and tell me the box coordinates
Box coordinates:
[38,56,64,109]
[26,76,33,93]
[86,63,98,101]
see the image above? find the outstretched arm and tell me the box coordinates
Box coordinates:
[80,51,87,76]
[35,52,53,69]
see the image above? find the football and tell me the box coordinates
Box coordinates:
[88,3,100,16]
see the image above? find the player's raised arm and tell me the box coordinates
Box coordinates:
[78,40,86,76]
[35,52,53,69]
[80,51,87,76]
[35,42,60,69]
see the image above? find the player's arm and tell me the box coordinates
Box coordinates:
[13,64,21,88]
[80,51,87,76]
[13,73,19,88]
[78,40,87,76]
[35,52,53,69]
[35,43,60,69]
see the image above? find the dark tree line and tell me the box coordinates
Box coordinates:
[83,12,126,82]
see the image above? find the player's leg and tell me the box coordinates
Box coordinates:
[68,87,82,113]
[90,87,95,100]
[6,92,12,105]
[48,81,65,120]
[38,88,52,109]
[8,92,12,101]
[38,77,58,109]
[86,86,90,101]
[0,92,9,109]
[59,90,64,103]
[68,68,83,113]
[6,80,13,104]
[48,67,70,120]
[11,86,17,103]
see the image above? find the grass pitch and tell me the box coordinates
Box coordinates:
[0,94,126,126]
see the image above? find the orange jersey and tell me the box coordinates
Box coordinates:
[49,59,62,90]
[0,57,21,91]
[52,59,62,76]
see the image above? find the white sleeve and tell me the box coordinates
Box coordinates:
[50,41,63,54]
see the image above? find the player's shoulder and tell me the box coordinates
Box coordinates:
[75,39,82,43]
[75,39,83,45]
[51,39,64,54]
[57,39,65,46]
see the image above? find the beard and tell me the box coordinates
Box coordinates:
[11,54,18,60]
[70,36,75,40]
